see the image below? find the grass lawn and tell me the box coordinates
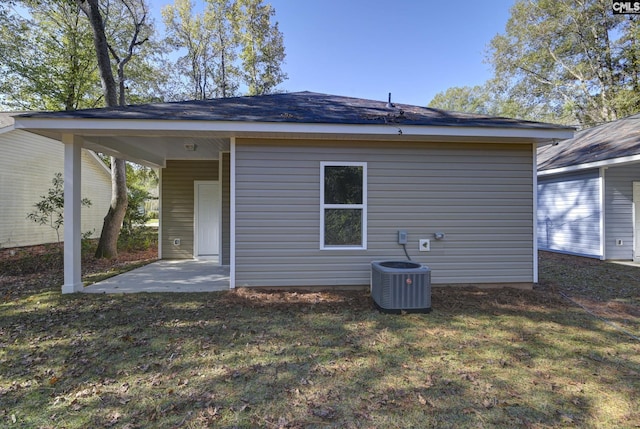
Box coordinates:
[1,250,639,428]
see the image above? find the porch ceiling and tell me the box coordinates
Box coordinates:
[29,129,230,167]
[84,135,230,167]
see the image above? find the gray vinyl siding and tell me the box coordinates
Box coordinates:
[537,170,601,258]
[604,164,640,259]
[235,139,535,287]
[161,160,219,259]
[221,152,231,265]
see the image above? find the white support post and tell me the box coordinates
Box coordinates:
[158,168,163,259]
[62,134,83,294]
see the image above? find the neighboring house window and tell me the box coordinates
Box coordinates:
[320,162,367,249]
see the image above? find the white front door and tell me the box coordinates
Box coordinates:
[195,181,220,258]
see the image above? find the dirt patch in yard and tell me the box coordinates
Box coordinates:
[218,285,573,322]
[538,251,640,337]
[216,252,640,339]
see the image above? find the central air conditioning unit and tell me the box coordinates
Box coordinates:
[371,261,431,313]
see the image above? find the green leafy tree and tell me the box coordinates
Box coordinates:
[487,0,640,127]
[27,173,92,244]
[0,1,102,110]
[210,0,241,97]
[0,0,170,110]
[162,0,286,99]
[96,0,173,104]
[234,0,287,95]
[428,85,494,114]
[125,163,157,230]
[121,187,150,235]
[119,164,157,250]
[162,0,242,99]
[162,0,218,100]
[428,82,563,123]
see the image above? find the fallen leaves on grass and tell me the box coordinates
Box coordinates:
[0,244,157,301]
[1,249,639,428]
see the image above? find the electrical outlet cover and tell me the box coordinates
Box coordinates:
[419,239,430,251]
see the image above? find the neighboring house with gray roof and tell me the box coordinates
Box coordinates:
[537,113,640,260]
[14,91,572,293]
[0,112,112,249]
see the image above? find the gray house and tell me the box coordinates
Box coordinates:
[14,92,572,293]
[538,113,640,260]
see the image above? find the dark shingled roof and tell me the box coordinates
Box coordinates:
[18,91,569,130]
[538,113,640,171]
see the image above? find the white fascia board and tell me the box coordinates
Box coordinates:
[14,117,573,141]
[539,153,640,176]
[0,124,15,135]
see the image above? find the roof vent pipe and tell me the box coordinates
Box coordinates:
[386,92,394,109]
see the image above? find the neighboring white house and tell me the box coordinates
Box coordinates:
[0,112,111,249]
[538,113,640,261]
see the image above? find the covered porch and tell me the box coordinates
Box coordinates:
[13,114,235,294]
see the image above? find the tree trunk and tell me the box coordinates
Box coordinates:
[78,0,117,106]
[95,158,128,258]
[78,0,127,258]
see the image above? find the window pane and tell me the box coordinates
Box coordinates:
[324,209,362,246]
[324,166,363,204]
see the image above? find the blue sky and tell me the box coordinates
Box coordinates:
[150,0,515,106]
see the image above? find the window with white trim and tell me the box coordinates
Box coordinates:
[320,162,367,249]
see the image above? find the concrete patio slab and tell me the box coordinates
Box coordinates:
[83,259,230,293]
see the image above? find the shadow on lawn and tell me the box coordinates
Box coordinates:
[2,286,639,428]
